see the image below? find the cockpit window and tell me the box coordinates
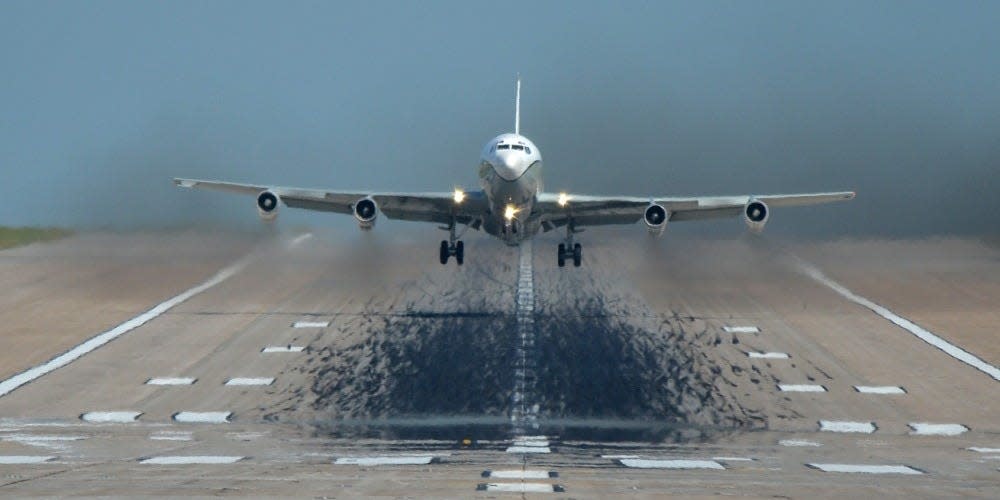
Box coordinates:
[497,144,510,150]
[511,145,524,151]
[524,146,532,154]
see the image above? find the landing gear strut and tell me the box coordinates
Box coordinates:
[557,223,582,268]
[439,221,464,265]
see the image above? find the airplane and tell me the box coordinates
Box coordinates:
[175,77,855,268]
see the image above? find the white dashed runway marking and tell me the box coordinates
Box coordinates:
[748,352,789,359]
[2,434,85,452]
[172,411,231,423]
[149,431,193,441]
[779,384,827,392]
[779,439,822,447]
[482,470,557,479]
[335,456,436,465]
[262,345,305,353]
[0,255,250,398]
[506,445,551,454]
[969,447,1000,453]
[292,321,329,328]
[713,457,755,462]
[807,463,922,475]
[0,456,55,464]
[80,411,142,423]
[908,423,968,436]
[224,377,274,386]
[798,261,1000,382]
[819,420,876,433]
[146,377,196,385]
[723,326,760,333]
[854,385,906,394]
[477,483,564,493]
[141,456,244,465]
[619,459,725,470]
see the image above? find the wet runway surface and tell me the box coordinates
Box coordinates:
[0,229,997,497]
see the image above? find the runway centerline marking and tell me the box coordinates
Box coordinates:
[619,459,725,470]
[335,456,436,465]
[0,456,56,464]
[797,261,1000,382]
[262,345,305,353]
[173,411,231,423]
[748,352,789,359]
[292,321,329,328]
[482,470,557,479]
[0,253,252,398]
[510,240,538,435]
[724,326,760,334]
[477,483,565,493]
[779,439,822,447]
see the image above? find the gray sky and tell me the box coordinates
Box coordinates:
[2,1,997,236]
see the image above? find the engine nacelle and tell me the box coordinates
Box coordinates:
[256,190,280,221]
[743,199,769,233]
[643,203,669,235]
[353,197,378,229]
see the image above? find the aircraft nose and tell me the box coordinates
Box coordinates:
[501,153,519,171]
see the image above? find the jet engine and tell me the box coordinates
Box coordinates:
[353,197,378,229]
[256,190,280,221]
[743,199,769,232]
[643,203,669,235]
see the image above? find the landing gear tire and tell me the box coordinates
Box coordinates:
[455,241,464,266]
[573,243,582,267]
[557,243,566,267]
[439,240,449,265]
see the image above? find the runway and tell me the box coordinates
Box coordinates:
[0,228,997,497]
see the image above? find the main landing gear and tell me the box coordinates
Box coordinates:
[557,223,582,268]
[439,221,464,265]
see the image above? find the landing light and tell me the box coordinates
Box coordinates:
[504,204,518,221]
[557,192,570,207]
[453,189,465,204]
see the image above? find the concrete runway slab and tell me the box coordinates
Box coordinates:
[0,229,996,497]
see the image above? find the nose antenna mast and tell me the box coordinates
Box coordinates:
[514,74,521,136]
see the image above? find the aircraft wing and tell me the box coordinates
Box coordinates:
[173,178,489,226]
[534,191,856,229]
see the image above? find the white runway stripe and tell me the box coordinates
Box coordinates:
[478,483,563,493]
[482,470,555,479]
[779,384,827,392]
[262,345,305,353]
[0,255,251,398]
[224,377,274,386]
[620,459,725,470]
[335,456,435,465]
[909,423,968,436]
[780,439,822,447]
[141,456,243,465]
[748,352,789,359]
[506,446,551,454]
[146,377,196,386]
[723,326,760,333]
[80,411,142,423]
[854,385,905,394]
[173,411,231,423]
[819,420,876,433]
[799,261,1000,382]
[0,456,55,464]
[807,463,922,475]
[292,321,329,328]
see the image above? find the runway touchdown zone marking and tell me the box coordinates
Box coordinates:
[724,326,760,334]
[779,384,827,392]
[854,385,906,394]
[619,459,725,470]
[80,411,142,423]
[909,423,969,436]
[748,352,789,359]
[262,345,305,353]
[146,377,196,386]
[819,420,876,434]
[141,456,244,465]
[224,377,274,386]
[807,463,923,475]
[477,483,565,493]
[173,412,232,423]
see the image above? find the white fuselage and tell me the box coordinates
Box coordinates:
[478,133,544,245]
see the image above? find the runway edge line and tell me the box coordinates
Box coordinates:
[0,253,253,398]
